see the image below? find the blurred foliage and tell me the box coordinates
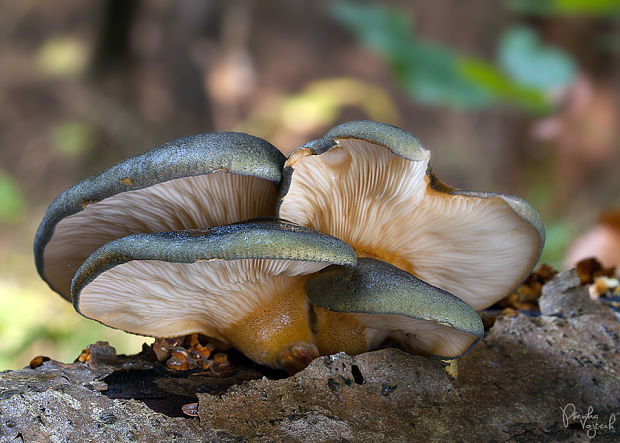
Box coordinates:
[280,78,399,131]
[330,1,576,112]
[598,32,620,52]
[538,221,578,268]
[36,36,88,78]
[50,120,96,158]
[237,77,399,143]
[507,0,620,16]
[499,27,576,90]
[0,267,150,370]
[0,171,26,225]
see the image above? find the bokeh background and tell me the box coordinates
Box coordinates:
[1,0,619,370]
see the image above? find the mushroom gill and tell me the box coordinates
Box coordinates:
[71,220,357,370]
[77,258,323,369]
[35,132,285,299]
[279,121,545,310]
[45,173,276,298]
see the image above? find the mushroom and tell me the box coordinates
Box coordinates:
[35,132,285,299]
[307,258,483,358]
[278,121,545,310]
[71,219,356,371]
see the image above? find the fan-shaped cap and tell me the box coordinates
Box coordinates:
[278,120,545,310]
[306,258,484,358]
[72,219,356,370]
[35,132,285,299]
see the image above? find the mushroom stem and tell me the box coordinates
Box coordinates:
[312,307,368,356]
[222,278,317,370]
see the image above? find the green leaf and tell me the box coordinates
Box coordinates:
[499,26,576,90]
[0,171,26,225]
[458,57,550,112]
[330,2,413,56]
[395,43,493,108]
[330,2,492,108]
[330,2,559,111]
[507,0,620,16]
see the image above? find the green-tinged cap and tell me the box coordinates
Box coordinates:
[302,120,427,161]
[35,132,285,299]
[307,258,483,358]
[73,218,357,308]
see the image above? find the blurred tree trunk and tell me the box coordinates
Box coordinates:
[91,0,140,75]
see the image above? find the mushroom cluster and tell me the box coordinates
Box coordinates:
[35,121,544,371]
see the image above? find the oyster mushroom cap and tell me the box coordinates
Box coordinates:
[35,132,285,299]
[71,219,356,370]
[278,120,545,310]
[306,258,484,359]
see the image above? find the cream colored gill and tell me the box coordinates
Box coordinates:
[359,313,478,358]
[280,138,430,256]
[392,189,540,310]
[44,172,277,297]
[281,139,539,310]
[77,258,328,340]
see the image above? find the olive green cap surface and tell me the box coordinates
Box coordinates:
[34,132,285,294]
[302,120,427,161]
[306,258,484,339]
[72,219,357,309]
[278,121,427,206]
